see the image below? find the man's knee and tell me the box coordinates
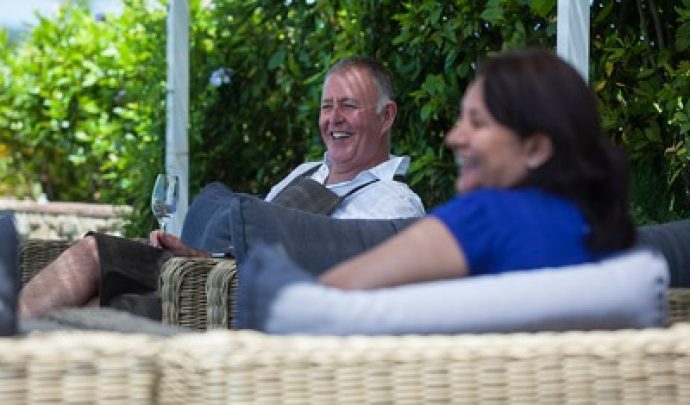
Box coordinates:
[76,234,100,266]
[81,234,96,249]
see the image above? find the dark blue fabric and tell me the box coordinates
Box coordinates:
[430,189,592,276]
[235,243,313,330]
[0,213,18,336]
[180,182,237,253]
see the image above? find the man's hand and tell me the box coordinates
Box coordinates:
[149,230,210,258]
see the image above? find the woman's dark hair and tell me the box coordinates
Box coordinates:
[477,48,636,253]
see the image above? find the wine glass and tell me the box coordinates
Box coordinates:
[151,174,179,232]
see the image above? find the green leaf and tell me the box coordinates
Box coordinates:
[593,1,613,24]
[430,7,442,27]
[420,103,434,122]
[480,1,504,24]
[644,121,661,142]
[676,22,690,52]
[529,0,556,17]
[75,131,91,142]
[268,49,286,70]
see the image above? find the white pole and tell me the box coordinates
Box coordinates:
[557,0,590,82]
[165,0,189,236]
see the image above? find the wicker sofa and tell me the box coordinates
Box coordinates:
[1,325,689,403]
[12,238,690,403]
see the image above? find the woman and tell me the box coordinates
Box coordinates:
[320,49,636,290]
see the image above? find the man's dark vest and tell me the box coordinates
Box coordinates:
[271,165,381,216]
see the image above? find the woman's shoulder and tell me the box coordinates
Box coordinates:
[433,188,581,222]
[450,187,560,205]
[470,188,574,205]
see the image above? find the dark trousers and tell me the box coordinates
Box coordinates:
[92,233,173,320]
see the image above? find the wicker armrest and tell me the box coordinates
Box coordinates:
[206,260,238,329]
[669,288,690,325]
[159,257,237,330]
[159,257,238,331]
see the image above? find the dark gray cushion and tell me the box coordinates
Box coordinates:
[236,243,669,335]
[638,219,690,287]
[229,193,417,275]
[0,213,18,336]
[19,308,190,336]
[181,182,237,253]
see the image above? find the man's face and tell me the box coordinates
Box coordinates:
[319,67,393,177]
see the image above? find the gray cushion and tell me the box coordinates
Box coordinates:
[181,182,237,253]
[236,244,669,335]
[19,308,190,336]
[638,219,690,287]
[229,193,416,275]
[0,213,18,336]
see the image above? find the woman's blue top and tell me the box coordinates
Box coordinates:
[430,188,593,276]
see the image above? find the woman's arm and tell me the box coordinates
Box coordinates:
[319,217,468,290]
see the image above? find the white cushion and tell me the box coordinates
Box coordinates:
[236,245,669,335]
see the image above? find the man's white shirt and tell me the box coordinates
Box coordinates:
[265,155,425,219]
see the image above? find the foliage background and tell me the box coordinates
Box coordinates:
[0,0,688,236]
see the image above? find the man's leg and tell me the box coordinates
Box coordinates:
[18,235,101,317]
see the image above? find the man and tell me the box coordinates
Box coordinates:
[263,56,423,220]
[19,56,424,318]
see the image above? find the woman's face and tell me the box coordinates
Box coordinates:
[445,80,533,193]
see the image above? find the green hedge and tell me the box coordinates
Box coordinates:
[1,0,688,236]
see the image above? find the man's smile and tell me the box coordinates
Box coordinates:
[331,131,353,139]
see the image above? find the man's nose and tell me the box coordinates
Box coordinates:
[331,104,345,123]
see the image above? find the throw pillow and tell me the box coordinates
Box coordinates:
[638,219,690,287]
[0,213,18,336]
[180,182,237,253]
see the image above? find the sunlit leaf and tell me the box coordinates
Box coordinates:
[529,0,556,17]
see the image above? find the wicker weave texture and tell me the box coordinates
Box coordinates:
[19,239,72,285]
[0,332,159,404]
[158,326,690,404]
[160,257,220,330]
[206,260,237,329]
[669,288,690,326]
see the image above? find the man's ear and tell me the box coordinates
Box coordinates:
[380,101,397,135]
[525,132,554,169]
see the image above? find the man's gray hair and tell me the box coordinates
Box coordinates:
[325,56,394,112]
